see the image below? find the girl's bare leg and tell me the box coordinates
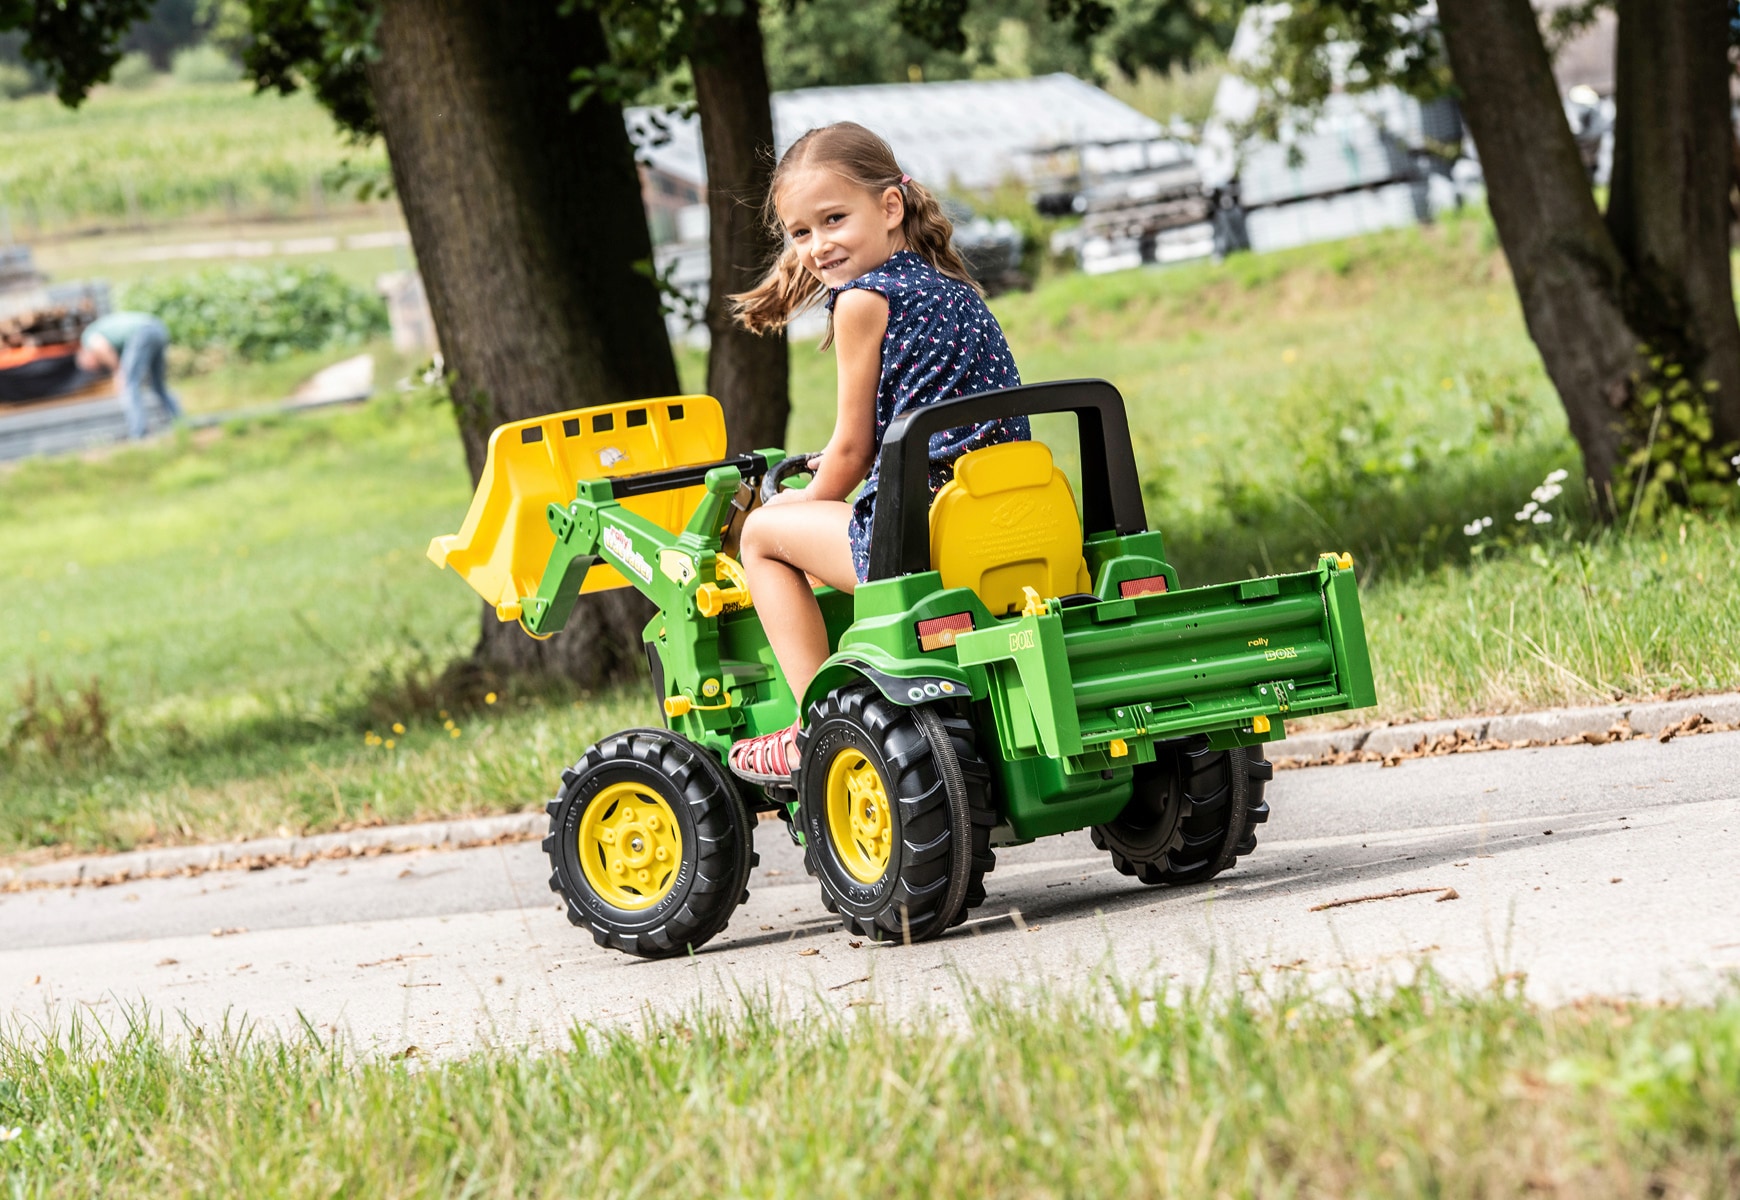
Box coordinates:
[738,500,857,752]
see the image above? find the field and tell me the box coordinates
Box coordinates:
[3,216,1737,861]
[0,80,390,234]
[2,975,1736,1196]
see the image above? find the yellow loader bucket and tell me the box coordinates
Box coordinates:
[428,394,726,622]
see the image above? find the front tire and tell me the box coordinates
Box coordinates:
[544,727,754,959]
[1091,741,1271,886]
[796,685,994,942]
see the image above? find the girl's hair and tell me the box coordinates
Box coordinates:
[731,122,980,340]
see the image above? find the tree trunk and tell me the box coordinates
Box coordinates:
[690,2,791,455]
[1438,0,1639,501]
[368,0,679,687]
[1606,0,1740,449]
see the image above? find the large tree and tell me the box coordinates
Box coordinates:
[3,0,682,688]
[1250,0,1740,512]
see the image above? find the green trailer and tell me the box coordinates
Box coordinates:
[430,379,1376,957]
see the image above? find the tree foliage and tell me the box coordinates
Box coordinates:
[234,0,379,138]
[0,0,152,104]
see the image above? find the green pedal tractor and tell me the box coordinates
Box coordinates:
[430,380,1376,957]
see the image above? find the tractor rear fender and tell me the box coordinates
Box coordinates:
[801,650,978,720]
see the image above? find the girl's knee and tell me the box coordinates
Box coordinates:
[740,507,773,557]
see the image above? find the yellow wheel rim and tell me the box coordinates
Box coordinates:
[825,749,893,884]
[577,782,684,910]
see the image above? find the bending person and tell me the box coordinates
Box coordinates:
[76,312,184,439]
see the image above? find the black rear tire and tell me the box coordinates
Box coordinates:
[1091,741,1270,886]
[795,685,994,942]
[544,727,753,959]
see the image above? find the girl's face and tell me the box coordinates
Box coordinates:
[775,167,907,288]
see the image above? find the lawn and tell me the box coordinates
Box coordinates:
[2,975,1735,1196]
[3,217,1736,860]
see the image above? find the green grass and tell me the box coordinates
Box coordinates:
[0,79,390,234]
[168,337,418,418]
[3,975,1736,1196]
[3,215,1736,858]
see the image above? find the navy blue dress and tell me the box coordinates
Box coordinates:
[826,250,1028,582]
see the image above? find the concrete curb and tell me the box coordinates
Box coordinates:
[1271,691,1740,761]
[0,812,544,891]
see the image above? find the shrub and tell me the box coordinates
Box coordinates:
[109,52,157,90]
[122,264,390,366]
[171,44,241,85]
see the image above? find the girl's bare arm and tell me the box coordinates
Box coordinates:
[795,287,886,503]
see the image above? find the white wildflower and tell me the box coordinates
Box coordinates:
[1546,468,1569,484]
[1532,510,1553,524]
[1464,521,1482,536]
[1530,482,1563,504]
[0,1127,21,1143]
[1515,501,1538,521]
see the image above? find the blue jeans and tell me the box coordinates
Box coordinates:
[117,318,183,439]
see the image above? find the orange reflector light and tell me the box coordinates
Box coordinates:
[1119,575,1169,599]
[916,612,974,651]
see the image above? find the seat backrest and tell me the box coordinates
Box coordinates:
[928,440,1089,616]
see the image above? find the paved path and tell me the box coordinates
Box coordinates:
[5,733,1737,1056]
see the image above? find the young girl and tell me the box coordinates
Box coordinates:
[727,122,1028,782]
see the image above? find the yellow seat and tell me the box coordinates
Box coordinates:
[429,394,725,620]
[928,440,1090,616]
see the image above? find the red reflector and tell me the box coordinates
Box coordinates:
[1119,575,1169,599]
[916,612,974,651]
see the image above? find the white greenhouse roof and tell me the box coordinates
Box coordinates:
[627,73,1163,193]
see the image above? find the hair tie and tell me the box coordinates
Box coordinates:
[900,174,912,185]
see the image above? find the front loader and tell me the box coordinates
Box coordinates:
[430,380,1376,957]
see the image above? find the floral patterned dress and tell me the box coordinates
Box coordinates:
[826,249,1028,581]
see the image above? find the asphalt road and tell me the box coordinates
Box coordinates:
[5,732,1737,1056]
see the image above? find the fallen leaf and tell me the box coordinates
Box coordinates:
[849,940,863,949]
[1435,888,1459,902]
[396,1045,420,1059]
[1612,877,1623,884]
[759,925,773,931]
[211,926,247,938]
[156,958,177,967]
[29,975,40,985]
[798,948,820,957]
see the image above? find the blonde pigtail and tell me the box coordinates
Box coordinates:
[730,244,828,335]
[898,180,982,296]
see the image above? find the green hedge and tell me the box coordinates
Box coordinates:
[122,264,389,365]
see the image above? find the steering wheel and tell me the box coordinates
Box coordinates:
[758,453,822,506]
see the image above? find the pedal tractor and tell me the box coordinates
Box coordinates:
[430,380,1377,957]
